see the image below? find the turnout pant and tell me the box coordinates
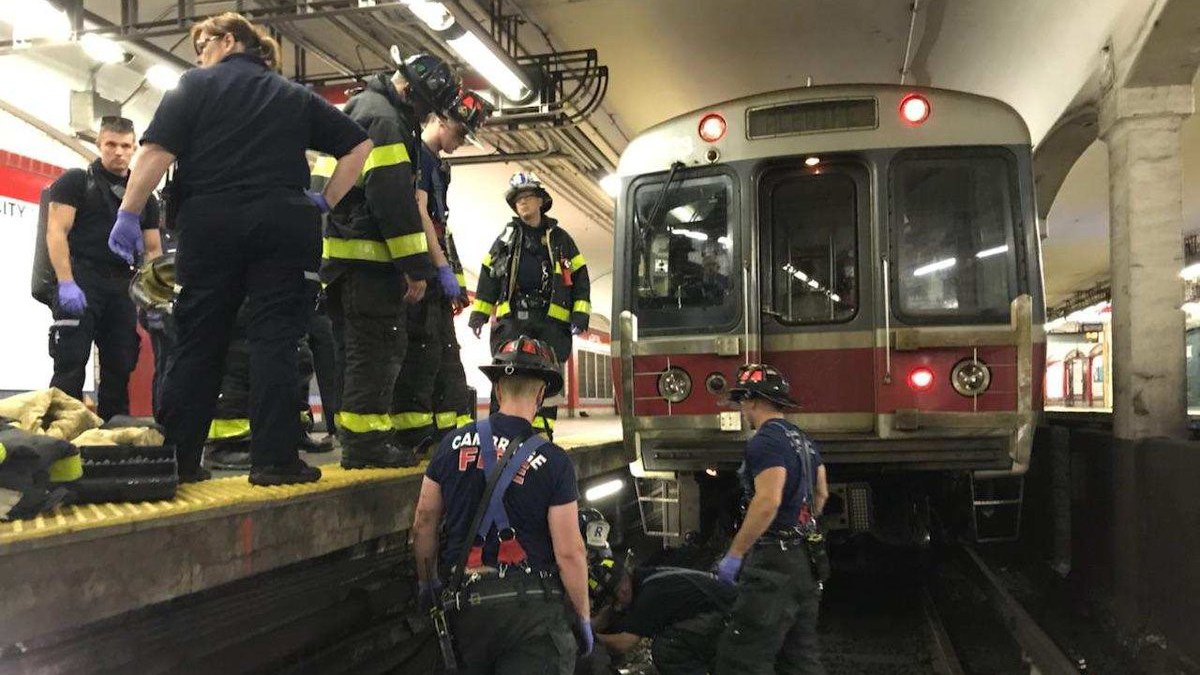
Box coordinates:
[158,189,320,473]
[488,309,571,435]
[391,292,471,447]
[48,261,140,421]
[652,610,726,675]
[326,266,408,453]
[714,545,825,675]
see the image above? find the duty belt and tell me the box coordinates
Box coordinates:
[443,570,563,611]
[511,294,549,311]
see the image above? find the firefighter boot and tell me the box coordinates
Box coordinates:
[341,442,418,469]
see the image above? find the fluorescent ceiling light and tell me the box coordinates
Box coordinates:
[976,244,1009,259]
[447,30,527,101]
[402,0,455,31]
[146,64,181,90]
[717,235,731,247]
[599,173,620,198]
[668,205,696,222]
[79,33,127,64]
[5,0,70,41]
[1181,263,1200,280]
[670,227,708,242]
[807,279,819,289]
[913,258,956,277]
[585,479,624,502]
[830,293,841,302]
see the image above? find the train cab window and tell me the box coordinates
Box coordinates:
[891,150,1019,323]
[765,170,860,323]
[631,173,737,331]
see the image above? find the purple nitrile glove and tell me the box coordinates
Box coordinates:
[715,553,743,585]
[56,281,87,317]
[305,189,330,214]
[577,618,594,656]
[107,209,143,265]
[436,264,461,298]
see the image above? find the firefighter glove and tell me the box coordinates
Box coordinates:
[715,553,742,585]
[570,321,585,336]
[108,209,143,265]
[436,264,461,298]
[468,312,486,337]
[305,189,330,214]
[56,281,87,317]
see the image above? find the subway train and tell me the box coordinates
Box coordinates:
[609,85,1045,544]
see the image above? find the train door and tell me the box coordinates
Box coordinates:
[759,159,875,433]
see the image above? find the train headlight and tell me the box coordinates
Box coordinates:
[698,113,727,143]
[951,358,991,397]
[705,372,727,395]
[899,93,931,126]
[658,367,693,403]
[907,366,935,392]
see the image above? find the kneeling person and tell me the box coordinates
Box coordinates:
[412,335,592,675]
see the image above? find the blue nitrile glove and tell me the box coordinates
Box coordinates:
[715,553,743,585]
[418,579,442,612]
[305,189,330,214]
[107,209,143,265]
[436,265,461,298]
[57,281,87,317]
[577,618,594,656]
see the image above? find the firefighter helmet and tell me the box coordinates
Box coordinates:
[579,507,612,552]
[479,335,563,397]
[129,253,177,312]
[727,363,800,408]
[447,88,493,143]
[504,171,553,214]
[393,50,461,113]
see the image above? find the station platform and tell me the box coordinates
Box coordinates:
[0,415,625,646]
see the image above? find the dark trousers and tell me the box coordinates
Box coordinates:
[488,310,571,435]
[158,189,320,473]
[49,261,139,421]
[325,266,408,453]
[392,292,471,446]
[449,577,577,675]
[714,545,825,675]
[140,309,175,419]
[308,311,340,435]
[652,610,726,675]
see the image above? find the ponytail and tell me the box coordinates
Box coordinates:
[190,11,282,73]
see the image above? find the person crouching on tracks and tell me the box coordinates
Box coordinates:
[412,335,592,675]
[713,364,829,675]
[467,172,591,438]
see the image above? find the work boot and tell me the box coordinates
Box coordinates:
[341,443,418,469]
[298,433,336,454]
[249,460,322,486]
[204,444,252,471]
[179,466,213,484]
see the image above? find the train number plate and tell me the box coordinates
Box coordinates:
[719,412,742,431]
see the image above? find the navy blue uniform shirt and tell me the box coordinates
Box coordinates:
[48,160,159,271]
[417,142,450,225]
[141,53,367,200]
[612,567,735,637]
[740,418,824,531]
[426,413,578,573]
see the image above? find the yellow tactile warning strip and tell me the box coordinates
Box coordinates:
[0,433,622,548]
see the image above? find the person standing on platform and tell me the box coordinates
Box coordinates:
[468,172,591,438]
[713,364,828,675]
[109,11,371,484]
[45,115,161,420]
[391,89,491,452]
[412,335,591,675]
[309,52,460,470]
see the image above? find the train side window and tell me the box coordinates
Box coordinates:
[766,171,859,324]
[891,149,1019,323]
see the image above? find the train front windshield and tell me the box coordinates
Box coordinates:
[631,173,738,332]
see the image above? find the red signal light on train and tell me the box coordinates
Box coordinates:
[698,113,727,142]
[899,94,931,125]
[907,367,935,392]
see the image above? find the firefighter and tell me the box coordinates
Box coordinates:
[391,89,492,452]
[310,52,460,469]
[468,173,591,437]
[713,364,829,675]
[412,335,592,675]
[44,115,161,420]
[110,11,371,484]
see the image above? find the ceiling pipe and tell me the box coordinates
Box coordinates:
[0,98,97,162]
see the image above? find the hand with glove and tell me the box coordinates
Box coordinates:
[108,209,144,265]
[417,579,442,613]
[715,553,743,586]
[305,189,330,214]
[570,321,585,336]
[56,281,88,317]
[436,265,461,298]
[576,617,594,656]
[468,311,486,338]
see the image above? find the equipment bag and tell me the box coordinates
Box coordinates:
[0,426,82,521]
[30,187,55,307]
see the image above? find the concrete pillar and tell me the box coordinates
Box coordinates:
[1099,85,1194,440]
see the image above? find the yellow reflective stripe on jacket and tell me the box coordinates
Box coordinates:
[570,253,587,271]
[0,442,5,465]
[208,418,251,441]
[481,253,493,269]
[496,301,512,317]
[392,412,434,430]
[532,416,555,430]
[456,414,473,427]
[48,454,83,483]
[336,411,393,434]
[573,300,592,315]
[455,273,466,286]
[435,412,458,430]
[312,155,337,178]
[386,232,428,259]
[362,143,410,176]
[547,303,570,322]
[473,299,494,315]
